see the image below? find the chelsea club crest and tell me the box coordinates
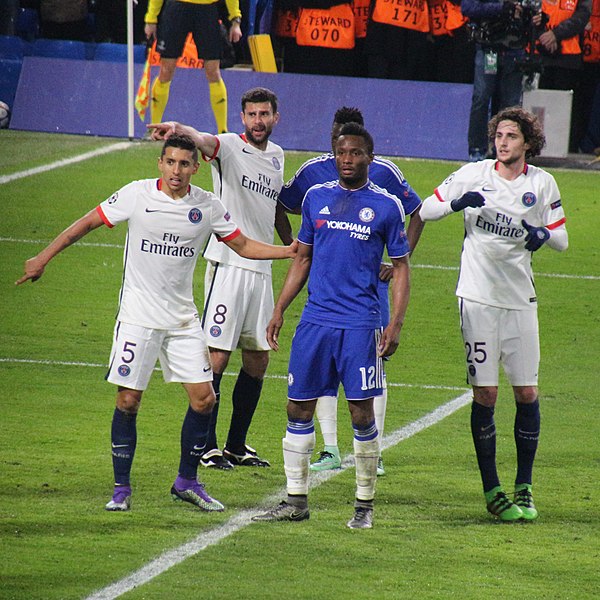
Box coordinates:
[359,207,375,223]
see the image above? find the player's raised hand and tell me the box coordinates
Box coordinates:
[451,191,485,212]
[522,219,550,251]
[147,121,179,141]
[15,256,46,285]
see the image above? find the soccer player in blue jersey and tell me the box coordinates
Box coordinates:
[252,122,411,529]
[278,106,424,476]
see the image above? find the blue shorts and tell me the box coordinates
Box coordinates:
[288,321,384,401]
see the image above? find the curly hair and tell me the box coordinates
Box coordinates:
[333,106,364,126]
[488,106,546,158]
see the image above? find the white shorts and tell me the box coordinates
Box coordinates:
[202,262,273,352]
[106,321,213,390]
[459,298,539,387]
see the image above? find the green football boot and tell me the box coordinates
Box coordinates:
[514,484,539,521]
[485,486,524,521]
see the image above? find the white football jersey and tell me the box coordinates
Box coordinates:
[429,160,566,309]
[98,178,239,330]
[202,133,285,274]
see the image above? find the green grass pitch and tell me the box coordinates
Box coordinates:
[0,130,599,599]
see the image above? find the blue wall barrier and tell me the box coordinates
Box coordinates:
[11,57,472,160]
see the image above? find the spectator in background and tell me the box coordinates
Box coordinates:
[144,0,242,134]
[0,0,19,36]
[535,0,592,153]
[39,0,89,41]
[423,0,475,83]
[365,0,430,80]
[273,0,357,77]
[94,0,149,44]
[579,0,600,154]
[462,0,531,162]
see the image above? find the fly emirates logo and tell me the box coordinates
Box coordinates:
[241,173,279,201]
[316,219,371,240]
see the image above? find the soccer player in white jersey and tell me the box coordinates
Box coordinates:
[420,107,568,521]
[252,122,411,529]
[149,88,293,470]
[16,135,296,513]
[279,106,424,476]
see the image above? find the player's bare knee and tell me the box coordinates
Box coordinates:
[473,386,498,407]
[116,388,142,413]
[242,350,269,379]
[184,382,216,414]
[514,386,538,404]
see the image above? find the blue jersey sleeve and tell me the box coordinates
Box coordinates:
[279,155,337,212]
[370,159,422,217]
[297,189,315,245]
[384,202,411,258]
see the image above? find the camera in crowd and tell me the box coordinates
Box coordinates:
[468,0,545,49]
[468,0,549,74]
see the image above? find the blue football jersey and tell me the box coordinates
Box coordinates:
[298,180,410,329]
[279,153,422,217]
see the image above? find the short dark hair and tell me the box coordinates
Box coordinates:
[241,87,278,113]
[161,134,198,162]
[336,122,374,155]
[333,106,364,126]
[488,106,546,158]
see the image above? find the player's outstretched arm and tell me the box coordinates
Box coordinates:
[147,121,218,156]
[379,255,410,357]
[225,233,298,261]
[266,244,312,351]
[421,191,485,221]
[15,209,104,285]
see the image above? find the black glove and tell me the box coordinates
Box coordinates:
[522,219,550,251]
[451,192,485,212]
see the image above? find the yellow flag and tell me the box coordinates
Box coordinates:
[135,56,151,122]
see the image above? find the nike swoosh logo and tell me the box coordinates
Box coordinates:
[203,366,211,372]
[481,187,495,192]
[112,443,128,448]
[193,444,206,451]
[480,423,495,432]
[242,147,253,154]
[145,208,161,213]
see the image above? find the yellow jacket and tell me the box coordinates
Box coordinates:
[145,0,241,24]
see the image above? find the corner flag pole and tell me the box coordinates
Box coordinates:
[127,0,135,139]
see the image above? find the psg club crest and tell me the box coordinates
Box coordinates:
[359,207,375,223]
[521,192,537,207]
[272,157,281,170]
[468,364,476,377]
[118,364,131,377]
[210,325,222,337]
[188,208,202,224]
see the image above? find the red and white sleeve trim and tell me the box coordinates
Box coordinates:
[217,228,241,242]
[96,205,114,228]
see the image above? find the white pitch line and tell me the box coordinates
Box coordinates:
[0,357,468,393]
[85,390,472,600]
[0,142,134,185]
[2,237,598,281]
